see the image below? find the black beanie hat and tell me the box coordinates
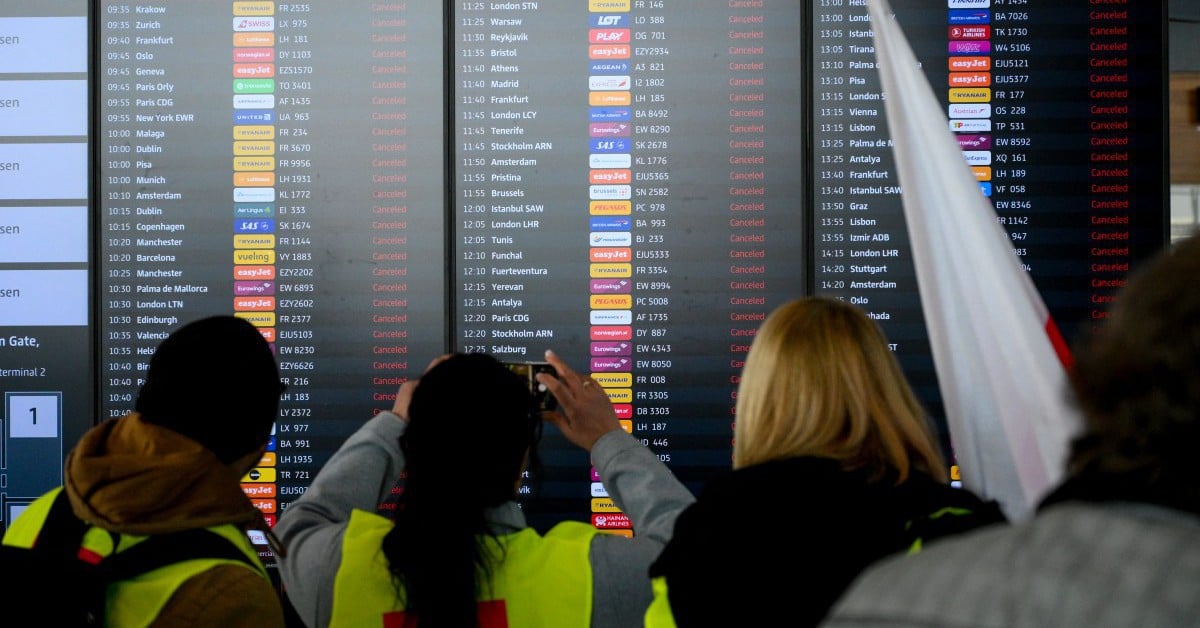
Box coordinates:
[135,315,283,463]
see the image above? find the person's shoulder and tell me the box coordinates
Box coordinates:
[155,563,284,627]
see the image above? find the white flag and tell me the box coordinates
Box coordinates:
[866,0,1082,521]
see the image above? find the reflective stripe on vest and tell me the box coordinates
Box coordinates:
[332,509,598,628]
[644,575,678,628]
[2,487,269,628]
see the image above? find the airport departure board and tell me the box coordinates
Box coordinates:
[0,0,1166,539]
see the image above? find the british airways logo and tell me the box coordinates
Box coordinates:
[590,14,629,27]
[948,9,989,24]
[590,107,631,122]
[591,217,631,231]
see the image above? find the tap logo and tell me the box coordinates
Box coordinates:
[950,118,991,132]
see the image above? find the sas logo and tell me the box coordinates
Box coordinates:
[590,278,632,293]
[590,138,631,153]
[235,219,275,234]
[233,17,275,32]
[589,14,629,28]
[950,118,991,132]
[947,10,990,25]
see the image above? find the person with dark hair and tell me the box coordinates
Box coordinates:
[822,234,1200,627]
[3,315,287,627]
[273,351,694,628]
[644,296,1005,628]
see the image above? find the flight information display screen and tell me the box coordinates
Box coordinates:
[83,0,1166,542]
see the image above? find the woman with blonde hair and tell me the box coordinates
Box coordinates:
[645,296,1004,627]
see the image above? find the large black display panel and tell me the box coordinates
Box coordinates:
[0,0,91,536]
[452,2,806,530]
[97,1,446,535]
[811,0,1167,457]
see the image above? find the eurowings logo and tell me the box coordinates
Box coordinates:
[589,122,631,137]
[590,278,632,293]
[590,341,632,356]
[235,280,275,296]
[956,134,992,150]
[590,356,632,371]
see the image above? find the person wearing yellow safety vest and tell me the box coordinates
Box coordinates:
[643,298,1006,628]
[2,316,288,627]
[274,351,695,628]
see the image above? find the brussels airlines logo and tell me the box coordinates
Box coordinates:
[590,14,629,28]
[947,10,989,25]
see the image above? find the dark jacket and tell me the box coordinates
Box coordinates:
[649,456,1005,627]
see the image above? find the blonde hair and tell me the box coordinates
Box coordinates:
[733,297,948,483]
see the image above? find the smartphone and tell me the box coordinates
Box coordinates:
[502,361,558,412]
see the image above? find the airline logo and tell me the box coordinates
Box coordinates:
[235,280,275,296]
[948,103,991,118]
[258,328,276,343]
[947,9,990,25]
[266,436,276,451]
[590,217,631,231]
[956,134,992,150]
[234,203,274,218]
[590,325,632,341]
[234,249,276,265]
[234,156,275,171]
[949,72,991,87]
[589,91,631,106]
[591,357,632,372]
[234,63,276,78]
[590,60,630,75]
[242,467,277,483]
[234,48,275,63]
[234,264,276,280]
[961,150,992,165]
[948,88,991,102]
[613,406,633,419]
[234,78,275,94]
[235,219,275,234]
[592,513,632,529]
[949,25,991,39]
[250,499,277,513]
[233,94,275,109]
[589,169,631,184]
[590,29,631,44]
[234,110,275,124]
[949,40,990,55]
[589,14,630,28]
[589,0,632,13]
[590,294,632,308]
[979,181,993,197]
[591,341,632,356]
[233,140,275,155]
[590,310,633,325]
[590,278,632,293]
[233,1,275,15]
[949,118,991,132]
[948,0,990,7]
[590,107,631,122]
[234,234,275,249]
[590,498,621,513]
[233,32,275,47]
[971,165,993,181]
[605,389,633,403]
[589,200,631,215]
[589,185,631,200]
[242,483,276,498]
[589,44,631,60]
[591,482,609,498]
[590,138,631,153]
[949,56,990,71]
[590,263,632,278]
[593,372,633,387]
[589,248,632,263]
[235,296,276,312]
[234,187,276,203]
[590,153,632,169]
[258,451,276,466]
[589,75,630,91]
[590,231,632,246]
[233,172,275,187]
[236,311,277,327]
[233,17,276,32]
